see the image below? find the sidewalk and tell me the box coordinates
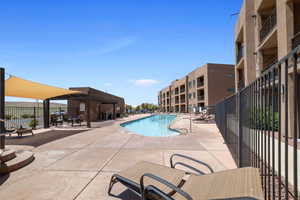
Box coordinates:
[0,114,236,200]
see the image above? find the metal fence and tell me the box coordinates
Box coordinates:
[5,106,67,129]
[215,46,300,199]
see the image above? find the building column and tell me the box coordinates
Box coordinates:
[43,99,50,128]
[113,104,116,120]
[86,100,91,128]
[0,68,5,150]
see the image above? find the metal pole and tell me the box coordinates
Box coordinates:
[0,68,5,150]
[238,92,243,167]
[43,99,50,128]
[33,106,36,129]
[190,108,192,133]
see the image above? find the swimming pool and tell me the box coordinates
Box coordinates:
[121,115,179,137]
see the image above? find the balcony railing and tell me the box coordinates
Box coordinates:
[238,80,245,91]
[180,88,185,93]
[180,99,185,103]
[260,9,277,42]
[292,32,300,50]
[197,95,204,101]
[197,81,204,87]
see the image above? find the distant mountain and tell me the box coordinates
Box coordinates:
[5,102,67,108]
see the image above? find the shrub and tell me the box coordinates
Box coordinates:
[29,119,38,129]
[250,107,279,131]
[21,114,32,119]
[5,114,12,120]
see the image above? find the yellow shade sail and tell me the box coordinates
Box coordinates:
[5,76,80,100]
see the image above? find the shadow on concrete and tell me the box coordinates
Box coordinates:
[109,189,140,200]
[0,173,10,186]
[5,130,87,148]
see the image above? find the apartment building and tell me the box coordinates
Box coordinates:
[158,63,235,113]
[235,0,300,136]
[235,0,300,91]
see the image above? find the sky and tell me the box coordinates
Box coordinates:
[0,0,243,106]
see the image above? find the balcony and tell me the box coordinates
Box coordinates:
[180,94,185,103]
[197,95,204,101]
[260,9,277,42]
[238,80,245,91]
[197,77,204,87]
[180,87,185,93]
[236,45,244,63]
[292,32,300,50]
[197,81,204,87]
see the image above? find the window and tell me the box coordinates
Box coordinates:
[193,92,196,99]
[188,93,192,99]
[225,74,234,78]
[193,80,196,87]
[188,81,192,89]
[227,88,235,93]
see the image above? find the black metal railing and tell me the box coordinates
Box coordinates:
[4,106,67,129]
[216,46,300,200]
[292,32,300,50]
[197,81,204,87]
[197,95,204,101]
[260,9,277,42]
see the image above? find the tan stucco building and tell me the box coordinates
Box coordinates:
[235,0,300,136]
[235,0,300,91]
[158,63,235,113]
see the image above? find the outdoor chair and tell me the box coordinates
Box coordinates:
[16,128,33,137]
[141,167,264,200]
[108,154,214,197]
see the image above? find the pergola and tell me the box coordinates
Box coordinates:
[49,87,124,127]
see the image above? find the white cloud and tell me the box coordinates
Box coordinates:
[104,82,112,87]
[98,37,136,55]
[130,79,159,87]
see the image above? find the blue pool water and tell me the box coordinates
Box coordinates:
[121,115,179,137]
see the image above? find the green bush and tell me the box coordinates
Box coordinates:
[29,119,38,129]
[250,107,279,131]
[5,114,12,120]
[21,114,33,119]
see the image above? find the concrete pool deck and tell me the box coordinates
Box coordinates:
[0,114,236,200]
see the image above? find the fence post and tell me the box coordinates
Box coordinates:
[33,106,36,129]
[0,68,5,150]
[43,100,50,128]
[224,101,227,141]
[238,92,243,168]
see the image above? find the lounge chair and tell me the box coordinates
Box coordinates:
[141,167,264,200]
[108,154,214,197]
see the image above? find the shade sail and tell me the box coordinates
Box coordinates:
[5,76,80,100]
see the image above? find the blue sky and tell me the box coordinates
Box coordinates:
[0,0,242,106]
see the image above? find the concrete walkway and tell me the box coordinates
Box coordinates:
[0,114,236,200]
